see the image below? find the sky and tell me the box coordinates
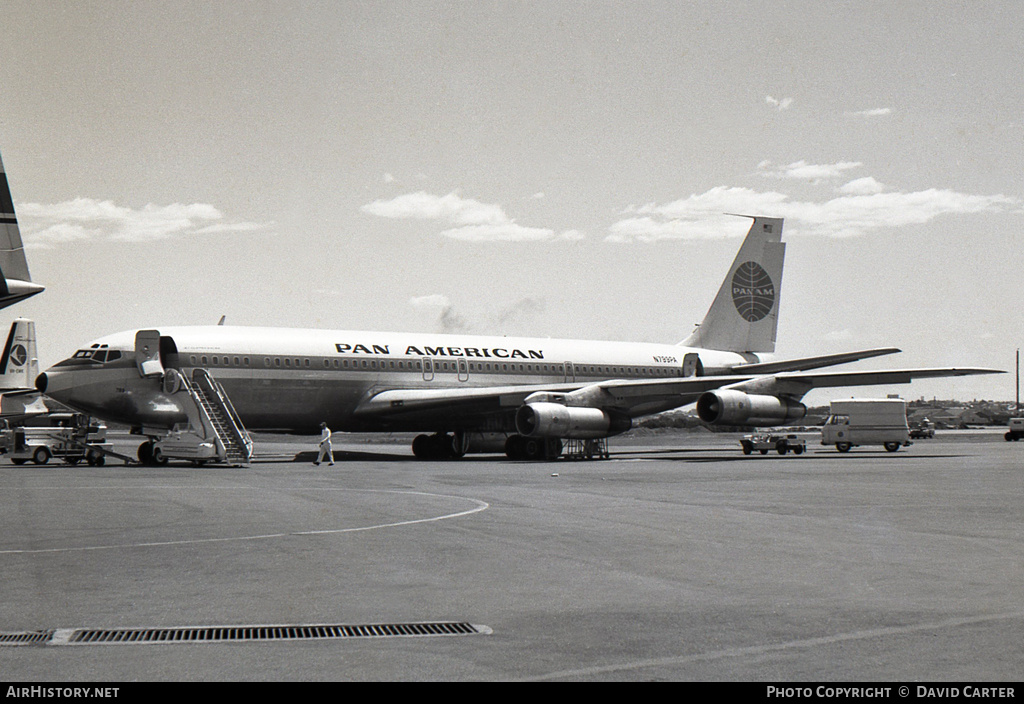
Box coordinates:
[0,0,1021,406]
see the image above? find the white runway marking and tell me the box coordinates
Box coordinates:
[520,611,1024,681]
[0,488,489,555]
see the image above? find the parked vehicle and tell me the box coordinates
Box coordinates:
[0,414,111,465]
[821,399,910,452]
[1006,418,1024,442]
[909,419,936,439]
[741,433,806,455]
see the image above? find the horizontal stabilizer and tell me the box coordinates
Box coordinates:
[774,366,1005,389]
[0,389,54,420]
[0,149,43,309]
[732,347,902,375]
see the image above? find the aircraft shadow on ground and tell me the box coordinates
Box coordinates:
[256,448,970,465]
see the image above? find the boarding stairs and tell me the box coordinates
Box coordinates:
[187,369,253,466]
[155,368,253,466]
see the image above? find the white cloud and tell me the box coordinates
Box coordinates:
[19,197,269,247]
[766,95,794,111]
[633,186,789,220]
[363,190,579,242]
[825,329,854,341]
[607,216,738,243]
[439,223,555,242]
[409,294,452,308]
[837,177,885,196]
[362,191,507,226]
[851,108,892,117]
[758,160,863,181]
[607,184,1021,242]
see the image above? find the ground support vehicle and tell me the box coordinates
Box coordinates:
[1006,418,1024,441]
[821,398,911,452]
[0,415,111,465]
[909,420,936,439]
[741,433,806,455]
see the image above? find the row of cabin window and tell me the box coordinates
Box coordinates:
[186,354,680,377]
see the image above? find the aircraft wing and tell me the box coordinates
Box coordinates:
[731,347,901,374]
[354,366,1002,427]
[0,389,61,421]
[749,366,1005,395]
[354,375,756,424]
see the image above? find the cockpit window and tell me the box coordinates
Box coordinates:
[71,346,122,364]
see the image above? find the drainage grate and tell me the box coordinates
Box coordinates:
[1,622,490,646]
[0,630,54,646]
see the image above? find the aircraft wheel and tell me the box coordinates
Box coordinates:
[32,447,51,465]
[836,443,852,453]
[450,431,469,459]
[138,441,154,464]
[412,434,431,458]
[884,442,900,452]
[412,433,461,460]
[504,435,526,460]
[522,438,543,461]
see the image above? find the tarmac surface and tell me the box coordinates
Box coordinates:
[1,429,1022,682]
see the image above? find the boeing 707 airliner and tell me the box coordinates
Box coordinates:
[31,197,998,464]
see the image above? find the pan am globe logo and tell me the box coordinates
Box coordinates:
[731,261,775,322]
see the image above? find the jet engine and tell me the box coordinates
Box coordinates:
[515,402,631,439]
[695,389,806,426]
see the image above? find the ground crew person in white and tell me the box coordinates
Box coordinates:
[314,421,334,465]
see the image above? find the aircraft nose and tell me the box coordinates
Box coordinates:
[35,372,47,393]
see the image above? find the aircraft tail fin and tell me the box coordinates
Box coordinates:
[0,318,38,392]
[680,215,784,353]
[0,150,44,309]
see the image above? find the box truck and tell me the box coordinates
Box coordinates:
[821,398,910,453]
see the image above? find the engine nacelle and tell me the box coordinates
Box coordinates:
[515,402,631,439]
[695,390,806,426]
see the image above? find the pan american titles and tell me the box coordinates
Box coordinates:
[335,343,545,359]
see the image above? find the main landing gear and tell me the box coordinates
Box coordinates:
[410,432,564,461]
[412,432,468,460]
[504,436,562,461]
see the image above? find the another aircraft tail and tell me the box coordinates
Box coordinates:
[0,149,44,309]
[680,215,785,353]
[0,318,38,391]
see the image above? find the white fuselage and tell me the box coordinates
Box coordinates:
[40,326,763,433]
